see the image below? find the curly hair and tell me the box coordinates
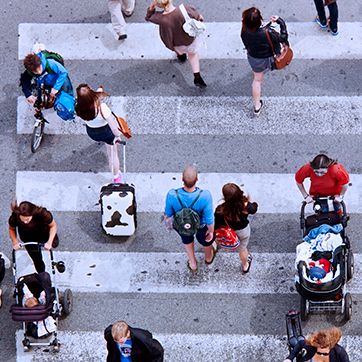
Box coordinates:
[306,327,342,349]
[23,54,42,73]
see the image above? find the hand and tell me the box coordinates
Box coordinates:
[304,195,314,204]
[50,88,58,96]
[205,232,213,242]
[149,0,157,10]
[334,195,344,203]
[13,242,22,251]
[198,14,204,22]
[113,136,122,145]
[271,15,279,22]
[44,241,53,251]
[26,95,37,105]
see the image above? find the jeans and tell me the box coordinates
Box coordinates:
[314,0,338,32]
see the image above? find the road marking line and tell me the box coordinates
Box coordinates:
[18,22,362,60]
[16,171,361,213]
[17,95,362,135]
[13,251,361,294]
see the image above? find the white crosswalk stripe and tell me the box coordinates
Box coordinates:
[18,22,362,60]
[17,95,362,135]
[15,330,362,361]
[14,13,362,362]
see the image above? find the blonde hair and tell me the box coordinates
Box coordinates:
[156,0,172,8]
[306,327,342,349]
[111,320,129,340]
[24,297,39,308]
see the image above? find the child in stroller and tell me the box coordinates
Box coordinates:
[11,242,72,352]
[294,197,354,321]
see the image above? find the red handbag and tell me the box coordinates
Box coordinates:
[215,226,240,249]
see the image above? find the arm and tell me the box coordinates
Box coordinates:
[204,192,214,241]
[44,220,57,251]
[336,345,350,362]
[9,226,21,251]
[185,4,203,21]
[270,16,289,44]
[47,59,69,95]
[20,71,36,101]
[296,183,313,203]
[145,1,161,23]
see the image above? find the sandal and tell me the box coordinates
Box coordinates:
[242,254,253,274]
[187,261,198,273]
[205,247,217,265]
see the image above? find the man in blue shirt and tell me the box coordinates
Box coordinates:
[164,165,215,272]
[104,320,164,362]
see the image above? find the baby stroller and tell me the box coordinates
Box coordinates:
[295,197,354,321]
[10,242,73,352]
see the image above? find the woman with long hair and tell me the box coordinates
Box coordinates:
[214,183,258,273]
[75,84,123,183]
[241,7,289,115]
[9,201,58,273]
[146,0,207,88]
[295,154,349,213]
[283,327,350,361]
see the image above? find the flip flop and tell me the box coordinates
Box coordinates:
[242,254,253,274]
[205,247,217,265]
[187,261,198,273]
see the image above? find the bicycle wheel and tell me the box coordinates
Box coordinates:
[31,120,45,153]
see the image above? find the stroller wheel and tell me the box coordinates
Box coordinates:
[300,297,308,321]
[344,293,352,321]
[52,338,60,352]
[22,338,30,352]
[62,289,73,316]
[347,251,354,281]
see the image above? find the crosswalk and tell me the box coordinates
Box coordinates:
[12,11,362,362]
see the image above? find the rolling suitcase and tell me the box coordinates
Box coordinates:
[100,141,137,236]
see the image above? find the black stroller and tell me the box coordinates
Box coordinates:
[11,242,73,352]
[295,197,354,321]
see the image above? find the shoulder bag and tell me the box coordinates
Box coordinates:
[179,4,206,37]
[111,111,132,139]
[265,28,293,70]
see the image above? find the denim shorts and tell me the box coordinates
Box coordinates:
[178,225,214,247]
[86,125,115,145]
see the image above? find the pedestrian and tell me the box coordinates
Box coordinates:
[163,165,215,272]
[313,0,338,36]
[145,0,207,88]
[108,0,135,40]
[241,7,289,115]
[214,183,258,274]
[75,84,123,183]
[0,252,10,308]
[104,320,164,362]
[295,154,349,213]
[283,327,350,362]
[9,201,58,273]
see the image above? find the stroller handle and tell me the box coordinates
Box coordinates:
[12,242,54,264]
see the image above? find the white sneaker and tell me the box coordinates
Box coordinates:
[0,253,11,269]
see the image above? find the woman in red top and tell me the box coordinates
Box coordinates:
[295,154,349,212]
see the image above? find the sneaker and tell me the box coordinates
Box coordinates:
[330,29,339,36]
[113,174,122,183]
[194,76,207,88]
[123,10,134,18]
[254,100,264,116]
[116,33,127,41]
[177,53,187,63]
[315,17,327,28]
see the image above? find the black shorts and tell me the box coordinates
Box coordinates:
[86,125,115,145]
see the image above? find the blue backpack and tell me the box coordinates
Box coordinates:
[54,91,75,121]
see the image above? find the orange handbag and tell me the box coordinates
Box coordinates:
[112,111,132,139]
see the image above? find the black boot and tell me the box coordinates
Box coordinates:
[194,73,207,88]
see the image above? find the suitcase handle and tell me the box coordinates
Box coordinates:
[111,140,126,183]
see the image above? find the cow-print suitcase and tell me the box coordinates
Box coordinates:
[99,141,137,236]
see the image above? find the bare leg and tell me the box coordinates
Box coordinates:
[184,243,197,270]
[204,245,214,263]
[252,71,264,110]
[106,144,120,178]
[187,52,200,73]
[239,248,250,271]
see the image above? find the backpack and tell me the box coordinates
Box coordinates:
[54,91,75,121]
[41,50,65,74]
[173,189,203,236]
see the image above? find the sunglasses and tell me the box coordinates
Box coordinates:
[316,351,330,356]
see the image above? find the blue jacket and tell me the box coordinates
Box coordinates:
[164,187,214,226]
[304,223,343,242]
[20,52,72,98]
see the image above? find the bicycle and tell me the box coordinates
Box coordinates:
[30,84,51,153]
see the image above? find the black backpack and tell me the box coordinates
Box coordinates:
[173,189,203,237]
